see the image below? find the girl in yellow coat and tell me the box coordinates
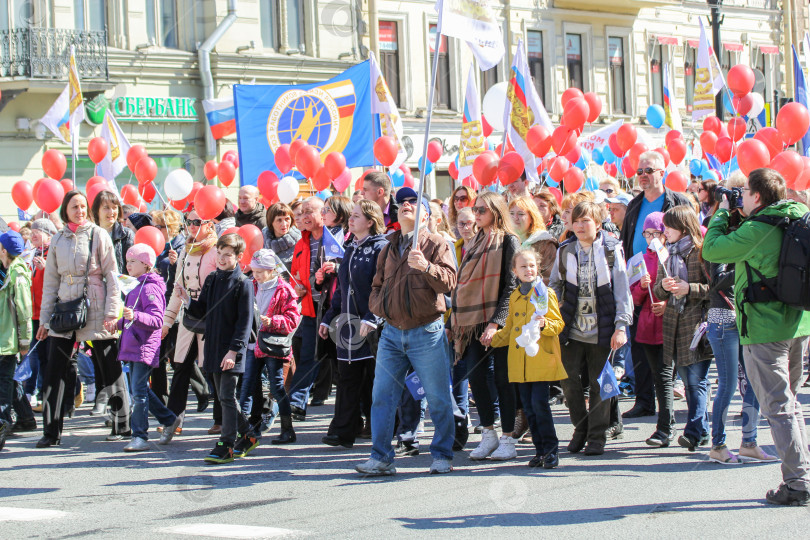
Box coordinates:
[492,249,566,469]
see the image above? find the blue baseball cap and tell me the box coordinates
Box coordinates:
[606,193,633,206]
[0,230,24,256]
[395,187,431,216]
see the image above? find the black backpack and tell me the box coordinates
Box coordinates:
[742,211,810,319]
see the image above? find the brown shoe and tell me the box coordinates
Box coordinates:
[512,409,529,440]
[156,425,182,435]
[208,424,222,435]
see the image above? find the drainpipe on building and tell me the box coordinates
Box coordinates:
[199,0,238,160]
[784,0,794,99]
[369,0,379,58]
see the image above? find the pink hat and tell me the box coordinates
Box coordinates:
[127,244,156,268]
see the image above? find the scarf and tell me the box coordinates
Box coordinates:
[255,276,280,318]
[68,220,87,233]
[186,230,217,256]
[666,235,693,312]
[452,228,505,357]
[564,233,612,289]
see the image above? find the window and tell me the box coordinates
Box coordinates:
[608,37,627,114]
[684,45,696,113]
[146,0,178,48]
[527,30,545,104]
[566,34,583,91]
[429,24,451,109]
[650,43,663,105]
[2,0,37,29]
[258,0,305,53]
[260,0,278,50]
[481,65,500,96]
[285,0,305,52]
[378,20,402,106]
[74,0,105,32]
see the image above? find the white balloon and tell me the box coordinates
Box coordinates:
[748,93,765,118]
[164,169,193,201]
[482,82,509,132]
[277,176,300,204]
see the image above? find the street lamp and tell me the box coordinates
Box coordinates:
[707,0,724,118]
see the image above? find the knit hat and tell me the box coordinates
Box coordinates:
[250,249,278,271]
[127,244,156,268]
[394,187,431,216]
[127,213,154,231]
[643,211,665,233]
[31,218,58,236]
[0,230,24,256]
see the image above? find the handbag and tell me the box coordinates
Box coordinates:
[257,330,293,357]
[49,230,94,334]
[182,312,206,334]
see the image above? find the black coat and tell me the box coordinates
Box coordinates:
[186,265,254,374]
[620,188,691,257]
[110,222,134,275]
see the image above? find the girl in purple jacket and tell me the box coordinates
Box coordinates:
[105,245,183,451]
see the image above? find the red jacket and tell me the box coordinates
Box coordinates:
[255,279,301,359]
[290,230,317,317]
[630,249,664,345]
[31,246,48,321]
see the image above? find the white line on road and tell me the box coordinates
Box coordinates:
[0,507,68,522]
[160,523,303,539]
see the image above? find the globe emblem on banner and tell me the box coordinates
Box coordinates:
[278,94,332,149]
[602,382,614,394]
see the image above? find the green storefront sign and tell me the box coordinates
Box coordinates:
[113,97,198,122]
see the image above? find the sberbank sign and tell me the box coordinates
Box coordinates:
[113,97,199,122]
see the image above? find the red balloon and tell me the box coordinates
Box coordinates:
[700,131,718,155]
[42,149,67,180]
[324,152,347,179]
[312,167,332,191]
[218,160,237,187]
[608,133,623,158]
[770,151,804,185]
[139,201,148,213]
[478,158,499,187]
[703,116,722,135]
[776,102,810,145]
[204,160,219,181]
[355,170,371,191]
[565,143,581,164]
[333,168,352,192]
[562,98,590,130]
[562,167,584,193]
[194,185,226,221]
[727,64,755,98]
[497,152,525,185]
[583,92,602,123]
[85,175,108,195]
[666,171,688,192]
[561,88,584,109]
[403,172,415,189]
[223,150,239,169]
[60,179,75,194]
[796,168,810,191]
[668,138,687,165]
[427,141,443,163]
[237,224,264,256]
[621,158,636,179]
[289,139,308,163]
[187,183,203,208]
[11,181,33,211]
[526,125,551,157]
[121,184,140,206]
[715,137,735,163]
[461,175,479,190]
[737,139,771,176]
[87,137,108,164]
[473,150,498,182]
[665,130,683,146]
[257,170,279,199]
[551,125,577,155]
[727,117,746,142]
[399,163,409,173]
[548,156,570,182]
[654,147,671,167]
[170,198,188,211]
[138,181,156,204]
[7,222,20,232]
[373,136,399,167]
[240,248,253,271]
[616,124,637,153]
[604,162,618,178]
[135,157,157,185]
[482,116,493,137]
[754,127,783,159]
[274,144,293,174]
[448,160,459,180]
[295,145,321,179]
[134,226,165,258]
[34,178,64,214]
[628,143,649,171]
[127,145,148,173]
[732,94,754,117]
[547,187,563,206]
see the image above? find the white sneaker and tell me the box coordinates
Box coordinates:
[429,458,453,474]
[469,428,500,460]
[490,435,517,461]
[85,382,96,403]
[158,412,184,445]
[123,437,150,452]
[355,458,396,476]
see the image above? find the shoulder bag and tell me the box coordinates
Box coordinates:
[49,230,94,334]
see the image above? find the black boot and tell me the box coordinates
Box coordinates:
[272,415,296,445]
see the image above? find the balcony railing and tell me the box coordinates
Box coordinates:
[0,28,107,79]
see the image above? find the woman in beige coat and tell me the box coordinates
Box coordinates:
[36,191,126,447]
[161,210,218,432]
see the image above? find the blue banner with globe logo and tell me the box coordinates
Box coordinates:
[234,61,374,186]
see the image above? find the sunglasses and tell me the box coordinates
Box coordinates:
[185,219,203,227]
[401,197,418,205]
[636,167,661,176]
[471,206,489,215]
[454,195,469,202]
[603,188,615,195]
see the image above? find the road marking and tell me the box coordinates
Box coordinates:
[161,523,302,538]
[0,507,68,521]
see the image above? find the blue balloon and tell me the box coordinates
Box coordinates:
[689,159,703,177]
[545,178,560,188]
[391,169,405,188]
[418,156,434,176]
[585,177,600,191]
[316,189,332,201]
[704,169,719,181]
[603,145,617,164]
[592,148,604,165]
[646,104,666,129]
[701,160,711,176]
[454,154,460,169]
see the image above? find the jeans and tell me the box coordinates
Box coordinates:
[451,341,469,418]
[518,382,558,456]
[707,321,760,447]
[641,343,675,436]
[630,315,655,410]
[128,362,177,441]
[677,359,711,440]
[0,354,35,424]
[465,340,514,432]
[239,348,291,420]
[370,319,454,463]
[288,316,319,412]
[24,320,42,396]
[560,339,612,445]
[212,371,250,446]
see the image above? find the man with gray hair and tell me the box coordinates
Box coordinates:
[236,185,266,229]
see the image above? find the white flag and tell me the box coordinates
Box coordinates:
[97,110,131,188]
[369,52,407,171]
[68,46,85,154]
[39,85,71,145]
[626,252,648,286]
[578,120,623,154]
[458,65,486,181]
[692,19,726,122]
[804,33,810,76]
[436,0,505,71]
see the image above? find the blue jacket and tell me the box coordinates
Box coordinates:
[322,234,387,361]
[117,272,166,368]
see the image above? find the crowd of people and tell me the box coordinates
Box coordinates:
[1,151,809,506]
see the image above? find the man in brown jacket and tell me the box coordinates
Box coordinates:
[355,188,457,476]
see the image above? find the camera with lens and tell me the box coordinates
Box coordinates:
[714,186,744,209]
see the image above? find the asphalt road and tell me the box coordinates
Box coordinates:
[2,388,810,539]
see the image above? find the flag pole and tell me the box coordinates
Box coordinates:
[411,7,443,251]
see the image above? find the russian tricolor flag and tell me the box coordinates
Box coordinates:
[202,96,236,140]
